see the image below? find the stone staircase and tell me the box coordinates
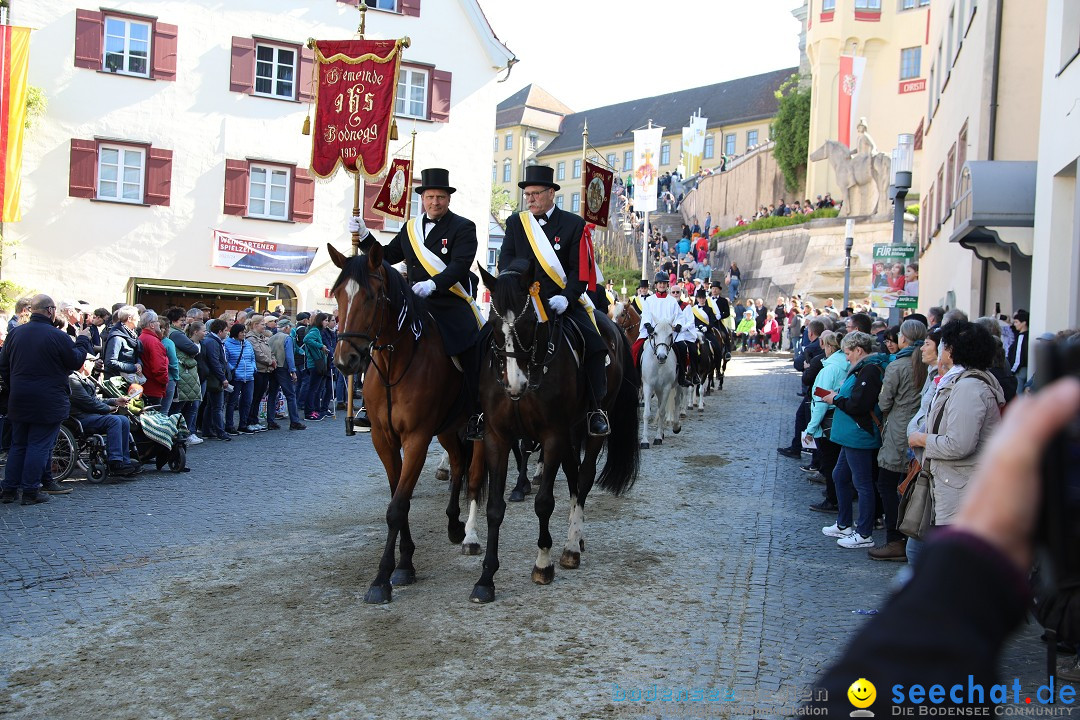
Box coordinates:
[646,211,685,239]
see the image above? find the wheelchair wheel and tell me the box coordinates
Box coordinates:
[168,444,186,472]
[51,425,78,481]
[87,436,109,483]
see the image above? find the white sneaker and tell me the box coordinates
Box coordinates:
[186,435,204,446]
[822,522,854,538]
[838,532,874,548]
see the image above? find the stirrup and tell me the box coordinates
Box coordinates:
[465,412,485,441]
[587,410,610,437]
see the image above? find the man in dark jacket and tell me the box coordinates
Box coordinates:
[69,354,139,476]
[199,319,231,441]
[0,295,92,504]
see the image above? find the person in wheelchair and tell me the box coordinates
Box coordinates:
[69,353,140,477]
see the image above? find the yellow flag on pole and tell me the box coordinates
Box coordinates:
[1,25,30,222]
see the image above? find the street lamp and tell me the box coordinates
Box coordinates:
[889,133,915,324]
[843,218,855,310]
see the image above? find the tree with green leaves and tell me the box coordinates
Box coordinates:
[771,74,811,194]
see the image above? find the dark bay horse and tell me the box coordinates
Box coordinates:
[328,243,483,605]
[469,265,639,603]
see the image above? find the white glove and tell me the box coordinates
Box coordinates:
[347,215,367,236]
[548,295,569,315]
[412,279,436,298]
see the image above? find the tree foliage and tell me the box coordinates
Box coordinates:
[26,86,46,129]
[490,184,513,227]
[771,74,811,193]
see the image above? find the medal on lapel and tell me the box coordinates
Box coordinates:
[441,239,448,255]
[554,236,561,251]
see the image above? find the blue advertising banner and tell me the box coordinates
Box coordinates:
[212,229,316,275]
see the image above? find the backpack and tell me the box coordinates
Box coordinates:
[293,326,308,368]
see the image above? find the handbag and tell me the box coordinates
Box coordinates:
[226,342,242,384]
[898,457,922,495]
[313,350,329,377]
[898,390,950,540]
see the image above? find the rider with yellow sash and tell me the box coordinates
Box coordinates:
[347,168,486,439]
[496,165,610,437]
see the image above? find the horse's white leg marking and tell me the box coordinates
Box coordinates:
[462,499,481,548]
[564,497,584,554]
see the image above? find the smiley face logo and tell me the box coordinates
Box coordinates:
[847,678,876,709]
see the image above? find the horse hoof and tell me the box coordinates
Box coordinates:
[462,542,483,556]
[435,468,450,482]
[673,424,682,434]
[448,522,466,545]
[579,538,585,552]
[698,408,705,414]
[470,584,495,604]
[390,568,416,586]
[653,438,663,446]
[364,583,392,605]
[637,401,644,407]
[509,489,525,502]
[639,441,650,450]
[559,550,581,569]
[531,565,555,585]
[521,481,532,495]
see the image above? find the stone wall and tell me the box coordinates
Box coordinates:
[680,143,794,230]
[712,217,917,307]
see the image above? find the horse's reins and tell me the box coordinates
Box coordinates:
[487,280,556,396]
[648,329,671,364]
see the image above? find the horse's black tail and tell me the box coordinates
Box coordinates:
[598,337,639,496]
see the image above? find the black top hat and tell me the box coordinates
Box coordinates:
[637,279,650,289]
[415,168,455,195]
[518,165,560,191]
[695,288,707,299]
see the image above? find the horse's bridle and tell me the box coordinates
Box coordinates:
[335,273,391,357]
[647,329,671,364]
[487,284,555,396]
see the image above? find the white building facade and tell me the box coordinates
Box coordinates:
[7,0,513,315]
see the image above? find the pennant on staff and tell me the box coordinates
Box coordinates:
[632,126,663,213]
[838,54,867,148]
[309,38,408,180]
[371,158,412,220]
[582,160,613,228]
[0,25,30,222]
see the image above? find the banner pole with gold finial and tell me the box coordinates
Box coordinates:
[346,1,369,437]
[406,127,417,221]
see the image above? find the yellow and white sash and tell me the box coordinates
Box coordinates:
[518,211,598,330]
[406,216,484,328]
[692,306,710,326]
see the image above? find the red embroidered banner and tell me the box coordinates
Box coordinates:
[371,158,412,220]
[309,39,406,180]
[582,161,614,228]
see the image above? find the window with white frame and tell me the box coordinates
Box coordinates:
[97,144,145,203]
[659,143,670,165]
[746,130,759,148]
[528,133,538,151]
[571,192,580,212]
[491,163,496,183]
[384,193,421,232]
[724,134,736,155]
[703,135,714,159]
[502,159,511,183]
[554,194,564,209]
[248,164,290,219]
[854,0,881,8]
[493,135,498,152]
[365,0,397,9]
[623,150,633,172]
[504,134,513,150]
[103,17,151,76]
[396,67,428,119]
[822,0,836,10]
[486,247,499,273]
[255,44,296,99]
[903,0,930,6]
[900,47,921,79]
[606,153,616,169]
[556,161,565,181]
[572,159,581,178]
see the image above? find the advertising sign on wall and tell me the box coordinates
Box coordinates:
[869,244,919,309]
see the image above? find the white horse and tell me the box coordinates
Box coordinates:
[640,320,680,448]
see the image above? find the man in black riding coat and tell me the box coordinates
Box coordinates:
[497,164,610,437]
[347,168,486,439]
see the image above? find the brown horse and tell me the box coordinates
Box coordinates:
[613,300,641,345]
[328,243,483,604]
[469,264,639,603]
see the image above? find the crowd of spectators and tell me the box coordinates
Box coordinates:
[0,296,354,502]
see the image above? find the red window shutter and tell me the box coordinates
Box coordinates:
[151,22,178,81]
[362,182,384,230]
[69,139,98,198]
[230,37,255,94]
[292,167,315,223]
[145,148,173,206]
[336,0,359,5]
[224,159,249,215]
[298,46,315,102]
[401,0,421,17]
[430,69,452,123]
[74,10,103,70]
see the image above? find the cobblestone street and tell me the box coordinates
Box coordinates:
[0,356,1050,718]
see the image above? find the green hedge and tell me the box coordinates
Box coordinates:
[714,207,839,240]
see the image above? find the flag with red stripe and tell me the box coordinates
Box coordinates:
[0,25,30,222]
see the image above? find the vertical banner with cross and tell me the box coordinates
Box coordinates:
[632,126,663,213]
[309,39,408,180]
[582,161,613,228]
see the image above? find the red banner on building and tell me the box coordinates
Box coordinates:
[309,39,407,180]
[582,161,614,228]
[371,158,412,221]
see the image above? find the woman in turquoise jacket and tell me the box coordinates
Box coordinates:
[820,331,890,549]
[802,331,848,514]
[303,313,331,419]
